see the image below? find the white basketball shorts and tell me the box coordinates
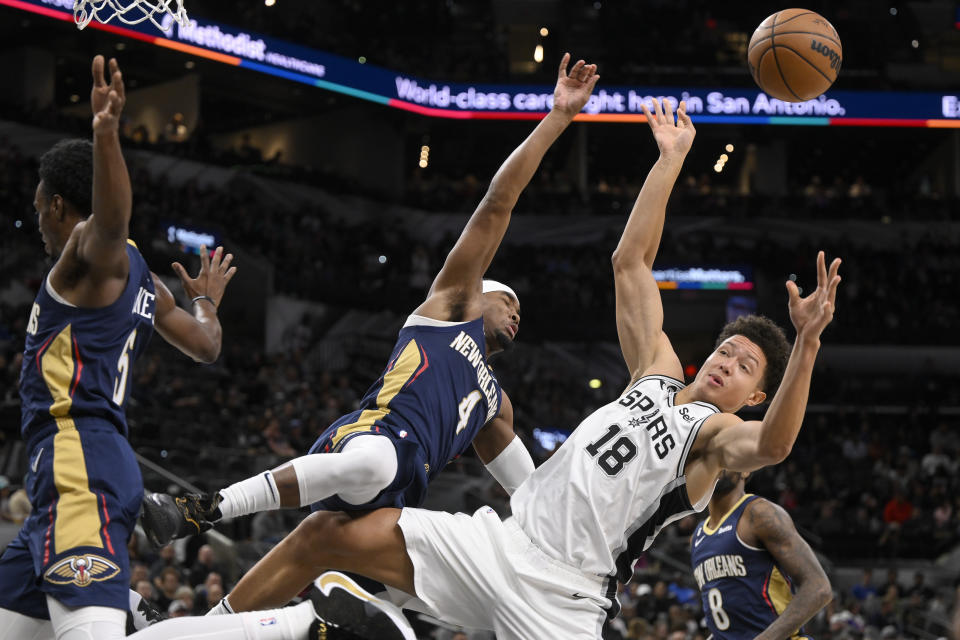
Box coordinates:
[397,506,613,640]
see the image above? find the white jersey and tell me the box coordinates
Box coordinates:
[512,374,720,585]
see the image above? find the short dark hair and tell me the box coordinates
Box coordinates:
[714,315,790,399]
[38,139,93,217]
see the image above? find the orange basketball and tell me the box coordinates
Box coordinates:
[747,9,842,102]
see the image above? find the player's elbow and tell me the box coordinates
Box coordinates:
[756,434,793,465]
[478,191,513,216]
[763,444,792,465]
[611,249,651,274]
[193,341,221,364]
[813,578,834,609]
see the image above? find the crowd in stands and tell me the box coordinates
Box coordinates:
[2,115,959,638]
[2,125,960,558]
[5,286,959,566]
[3,134,957,348]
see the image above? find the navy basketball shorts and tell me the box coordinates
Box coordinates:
[307,411,428,512]
[0,424,142,618]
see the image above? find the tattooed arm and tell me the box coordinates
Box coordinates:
[741,499,833,640]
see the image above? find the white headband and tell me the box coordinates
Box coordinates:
[482,279,519,304]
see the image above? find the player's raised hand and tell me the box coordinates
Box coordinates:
[171,245,237,309]
[642,98,695,159]
[552,53,599,118]
[91,55,125,135]
[786,251,842,340]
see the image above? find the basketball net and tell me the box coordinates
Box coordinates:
[73,0,191,32]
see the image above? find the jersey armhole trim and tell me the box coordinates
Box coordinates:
[45,276,77,308]
[402,314,470,328]
[636,373,686,388]
[735,531,765,552]
[676,414,710,478]
[691,400,721,413]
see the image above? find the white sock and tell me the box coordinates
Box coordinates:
[126,602,315,640]
[290,435,398,506]
[205,597,234,616]
[239,602,315,640]
[218,471,281,520]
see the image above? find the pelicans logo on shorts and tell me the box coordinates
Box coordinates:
[44,554,120,587]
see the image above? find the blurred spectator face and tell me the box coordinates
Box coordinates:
[668,604,684,624]
[175,585,194,609]
[653,581,667,599]
[197,544,214,566]
[205,572,223,590]
[168,600,189,618]
[161,568,181,595]
[654,620,669,639]
[628,617,651,639]
[135,579,153,601]
[130,562,149,586]
[159,545,175,562]
[206,583,224,607]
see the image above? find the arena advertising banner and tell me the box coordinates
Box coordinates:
[5,0,959,128]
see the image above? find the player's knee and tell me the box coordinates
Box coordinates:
[352,453,397,491]
[337,439,398,504]
[47,599,125,640]
[292,511,356,561]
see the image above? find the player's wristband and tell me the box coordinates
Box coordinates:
[191,295,217,309]
[484,435,536,496]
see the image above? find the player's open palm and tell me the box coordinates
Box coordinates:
[786,251,842,339]
[91,55,125,135]
[172,245,237,308]
[552,53,599,118]
[642,98,695,158]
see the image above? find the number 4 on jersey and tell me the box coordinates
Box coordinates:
[456,390,482,434]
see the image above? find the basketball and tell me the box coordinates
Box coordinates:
[747,9,842,102]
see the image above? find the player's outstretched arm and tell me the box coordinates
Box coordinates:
[426,54,598,300]
[744,500,832,640]
[706,252,842,471]
[77,55,131,273]
[153,245,237,363]
[612,99,694,382]
[472,392,535,494]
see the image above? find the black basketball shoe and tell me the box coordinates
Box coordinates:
[139,491,220,547]
[308,571,416,640]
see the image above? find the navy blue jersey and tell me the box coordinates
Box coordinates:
[316,316,502,485]
[0,240,155,618]
[691,495,810,640]
[19,241,156,448]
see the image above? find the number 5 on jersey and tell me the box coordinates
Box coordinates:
[112,329,137,406]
